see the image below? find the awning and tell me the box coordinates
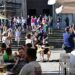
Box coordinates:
[61,6,75,13]
[57,0,75,13]
[0,14,7,19]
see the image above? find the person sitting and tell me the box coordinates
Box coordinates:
[1,43,6,53]
[41,43,51,61]
[70,50,75,64]
[9,47,28,75]
[19,48,42,75]
[63,27,75,53]
[3,48,14,63]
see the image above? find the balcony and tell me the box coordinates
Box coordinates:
[57,0,75,3]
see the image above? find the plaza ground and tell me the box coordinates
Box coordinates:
[37,49,65,75]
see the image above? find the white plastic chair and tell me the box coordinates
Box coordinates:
[68,63,75,75]
[59,53,70,75]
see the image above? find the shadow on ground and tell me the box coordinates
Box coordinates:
[42,71,59,75]
[43,73,59,75]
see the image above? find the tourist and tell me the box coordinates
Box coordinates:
[19,48,42,75]
[15,28,21,46]
[31,16,35,30]
[10,47,28,75]
[3,48,14,63]
[25,34,32,44]
[70,50,75,64]
[1,43,6,53]
[2,32,11,48]
[63,27,75,53]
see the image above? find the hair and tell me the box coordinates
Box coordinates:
[6,48,12,55]
[65,27,70,32]
[18,47,24,51]
[27,34,31,39]
[1,43,6,49]
[26,43,32,48]
[27,48,37,60]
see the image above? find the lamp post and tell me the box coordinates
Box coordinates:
[48,0,56,28]
[3,0,6,25]
[22,0,27,19]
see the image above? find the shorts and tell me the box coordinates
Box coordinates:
[44,48,49,54]
[64,46,73,53]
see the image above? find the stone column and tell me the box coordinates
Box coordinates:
[22,0,27,19]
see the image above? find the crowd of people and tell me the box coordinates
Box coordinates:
[0,15,53,75]
[0,14,75,74]
[0,15,52,47]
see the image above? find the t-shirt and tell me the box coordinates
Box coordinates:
[25,39,32,44]
[19,61,42,75]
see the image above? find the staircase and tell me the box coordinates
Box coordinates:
[0,29,65,50]
[48,29,64,48]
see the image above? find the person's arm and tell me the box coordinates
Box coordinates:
[10,58,19,72]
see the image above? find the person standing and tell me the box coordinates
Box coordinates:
[65,17,69,27]
[15,28,21,46]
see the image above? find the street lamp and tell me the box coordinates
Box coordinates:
[48,0,56,5]
[48,0,56,28]
[55,5,63,14]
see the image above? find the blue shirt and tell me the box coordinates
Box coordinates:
[63,32,75,48]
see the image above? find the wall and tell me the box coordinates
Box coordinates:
[27,0,51,16]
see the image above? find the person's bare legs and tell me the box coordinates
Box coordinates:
[47,50,51,61]
[41,51,44,61]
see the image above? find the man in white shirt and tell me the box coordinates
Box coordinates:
[25,34,32,44]
[19,48,42,75]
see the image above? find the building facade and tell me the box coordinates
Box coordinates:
[0,0,75,26]
[57,0,75,27]
[27,0,52,16]
[0,0,52,18]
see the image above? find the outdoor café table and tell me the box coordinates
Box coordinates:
[0,63,14,74]
[0,71,14,75]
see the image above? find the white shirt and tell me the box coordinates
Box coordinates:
[19,61,42,75]
[15,30,21,37]
[25,39,32,44]
[2,36,10,47]
[2,36,7,43]
[70,50,75,64]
